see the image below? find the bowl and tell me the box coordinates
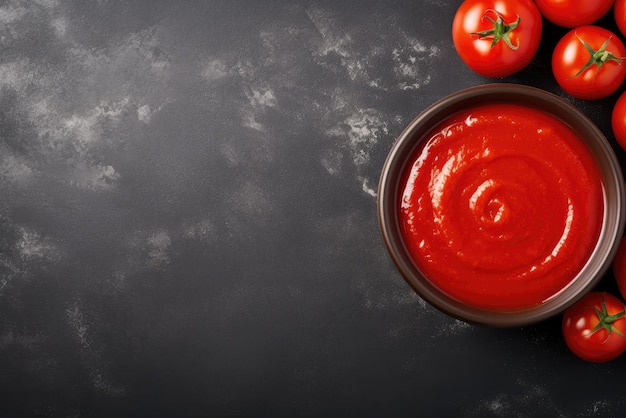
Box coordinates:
[378,83,625,327]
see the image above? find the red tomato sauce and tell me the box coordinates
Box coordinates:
[399,103,604,310]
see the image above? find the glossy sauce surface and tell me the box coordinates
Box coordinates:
[399,104,604,310]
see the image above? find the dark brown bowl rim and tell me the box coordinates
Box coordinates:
[377,83,625,327]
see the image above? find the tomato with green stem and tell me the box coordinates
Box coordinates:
[552,26,626,100]
[562,292,626,362]
[452,0,542,78]
[535,0,614,28]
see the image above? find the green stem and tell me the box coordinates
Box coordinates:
[591,295,626,338]
[470,9,521,51]
[571,34,623,79]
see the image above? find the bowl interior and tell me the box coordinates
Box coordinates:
[378,83,625,327]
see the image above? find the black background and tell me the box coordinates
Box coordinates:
[1,1,626,416]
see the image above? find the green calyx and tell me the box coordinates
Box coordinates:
[470,9,521,51]
[591,296,626,337]
[572,34,624,78]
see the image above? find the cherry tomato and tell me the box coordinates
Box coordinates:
[612,92,626,151]
[552,26,626,100]
[562,292,626,362]
[535,0,614,28]
[452,0,542,78]
[612,236,626,300]
[616,0,626,39]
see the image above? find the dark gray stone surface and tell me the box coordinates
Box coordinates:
[1,1,625,416]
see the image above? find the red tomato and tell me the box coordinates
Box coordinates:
[612,92,626,150]
[452,0,542,78]
[616,0,626,39]
[612,236,626,299]
[562,292,626,362]
[535,0,614,28]
[552,26,626,100]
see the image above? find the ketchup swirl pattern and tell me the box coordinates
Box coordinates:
[399,104,604,310]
